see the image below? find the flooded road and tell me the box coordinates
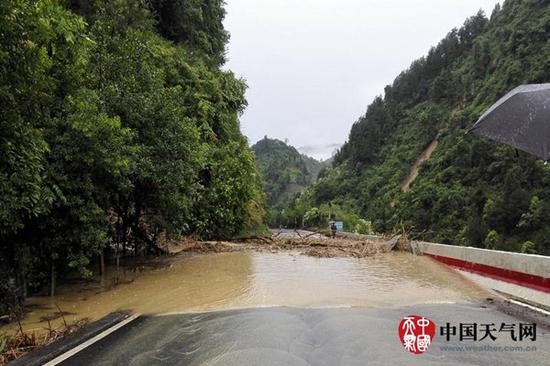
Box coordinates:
[3,251,489,334]
[61,306,550,366]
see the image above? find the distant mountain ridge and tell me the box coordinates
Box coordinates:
[298,143,341,161]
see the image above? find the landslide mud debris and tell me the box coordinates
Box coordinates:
[170,233,401,259]
[262,235,400,258]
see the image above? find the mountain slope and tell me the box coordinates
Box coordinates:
[252,137,326,207]
[302,154,331,181]
[298,1,550,254]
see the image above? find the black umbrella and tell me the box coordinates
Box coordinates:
[468,83,550,161]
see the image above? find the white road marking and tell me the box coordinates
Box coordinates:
[43,313,140,365]
[508,299,550,317]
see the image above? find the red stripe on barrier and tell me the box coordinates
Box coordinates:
[425,253,550,294]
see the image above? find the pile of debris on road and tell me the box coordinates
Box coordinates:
[262,234,401,258]
[169,232,402,259]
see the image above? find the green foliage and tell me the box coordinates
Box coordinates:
[484,230,502,250]
[303,207,325,228]
[252,137,323,206]
[517,196,544,230]
[300,1,550,255]
[148,0,229,66]
[520,240,537,254]
[272,186,374,233]
[191,139,265,239]
[0,0,264,310]
[0,0,85,237]
[355,219,375,235]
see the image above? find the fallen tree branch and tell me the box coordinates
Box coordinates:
[304,231,322,239]
[229,236,273,243]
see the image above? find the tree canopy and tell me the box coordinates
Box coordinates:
[0,0,264,314]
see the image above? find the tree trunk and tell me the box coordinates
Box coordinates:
[22,276,27,299]
[50,260,55,297]
[115,252,120,285]
[99,249,105,284]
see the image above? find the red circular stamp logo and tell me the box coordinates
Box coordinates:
[398,315,436,354]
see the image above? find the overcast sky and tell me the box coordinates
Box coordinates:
[223,0,501,160]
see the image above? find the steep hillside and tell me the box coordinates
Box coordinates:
[302,154,332,181]
[293,1,550,254]
[252,137,326,207]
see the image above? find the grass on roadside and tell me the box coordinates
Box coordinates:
[0,304,88,366]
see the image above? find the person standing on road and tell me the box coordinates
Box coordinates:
[330,222,337,239]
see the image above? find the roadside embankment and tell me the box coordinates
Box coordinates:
[3,312,131,366]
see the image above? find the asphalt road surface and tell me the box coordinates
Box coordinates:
[60,304,549,366]
[272,228,320,238]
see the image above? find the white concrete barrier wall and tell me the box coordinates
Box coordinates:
[410,241,550,308]
[411,241,550,278]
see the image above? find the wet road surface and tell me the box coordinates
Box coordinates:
[60,305,550,366]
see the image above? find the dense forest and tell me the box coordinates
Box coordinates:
[0,0,264,313]
[251,137,328,226]
[283,0,550,254]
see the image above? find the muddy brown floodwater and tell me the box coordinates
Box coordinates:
[1,251,490,335]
